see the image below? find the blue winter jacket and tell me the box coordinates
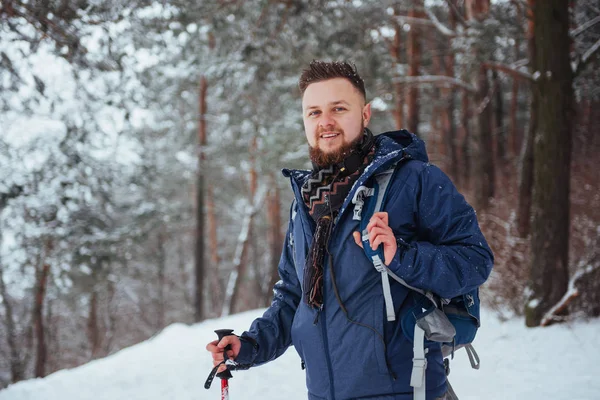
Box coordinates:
[235,130,494,400]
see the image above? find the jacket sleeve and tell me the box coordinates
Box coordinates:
[235,206,302,367]
[386,163,494,299]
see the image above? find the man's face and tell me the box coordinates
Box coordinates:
[302,78,371,166]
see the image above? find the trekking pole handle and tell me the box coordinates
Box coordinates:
[215,329,234,380]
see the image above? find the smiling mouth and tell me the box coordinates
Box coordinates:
[320,132,340,139]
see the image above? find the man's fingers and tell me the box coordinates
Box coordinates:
[372,232,394,249]
[372,212,389,225]
[206,340,219,352]
[353,231,363,248]
[355,222,397,265]
[213,355,223,364]
[368,227,391,248]
[207,335,240,376]
[217,336,231,349]
[217,336,236,349]
[216,335,241,358]
[367,216,385,231]
[212,351,224,364]
[367,213,390,232]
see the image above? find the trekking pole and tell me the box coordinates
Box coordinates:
[204,329,235,400]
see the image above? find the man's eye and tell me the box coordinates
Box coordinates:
[308,110,320,117]
[334,107,346,112]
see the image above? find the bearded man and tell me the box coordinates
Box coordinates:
[206,60,494,400]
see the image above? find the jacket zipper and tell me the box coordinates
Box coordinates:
[319,303,336,400]
[290,153,410,397]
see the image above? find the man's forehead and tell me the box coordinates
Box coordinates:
[302,78,365,108]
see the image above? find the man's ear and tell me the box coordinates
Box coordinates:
[363,102,372,127]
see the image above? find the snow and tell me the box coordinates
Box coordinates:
[1,308,599,400]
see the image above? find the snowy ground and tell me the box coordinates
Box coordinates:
[1,308,599,400]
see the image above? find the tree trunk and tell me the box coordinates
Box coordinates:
[391,9,404,130]
[474,64,495,210]
[516,0,536,238]
[206,183,222,314]
[178,236,192,308]
[227,135,258,314]
[509,2,522,158]
[466,0,490,21]
[517,109,535,237]
[0,186,26,382]
[0,264,26,383]
[406,0,423,135]
[265,172,283,306]
[157,230,166,329]
[430,27,443,165]
[221,193,261,317]
[444,9,458,181]
[510,78,520,158]
[460,92,471,188]
[525,0,573,327]
[34,258,50,377]
[104,274,117,355]
[87,289,100,360]
[493,69,506,164]
[45,299,58,374]
[467,0,494,210]
[195,75,208,322]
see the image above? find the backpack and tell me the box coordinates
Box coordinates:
[353,163,481,400]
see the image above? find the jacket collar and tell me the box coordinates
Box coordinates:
[282,129,428,219]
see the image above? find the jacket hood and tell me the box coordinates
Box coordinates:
[376,129,429,164]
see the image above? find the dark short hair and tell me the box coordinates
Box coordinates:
[298,60,366,100]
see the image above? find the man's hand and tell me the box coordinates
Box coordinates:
[353,211,397,266]
[206,335,241,373]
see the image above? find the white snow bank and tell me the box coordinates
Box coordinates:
[1,308,599,400]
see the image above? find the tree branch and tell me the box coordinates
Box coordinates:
[573,37,600,76]
[570,15,600,38]
[395,15,437,29]
[423,6,456,37]
[392,74,476,93]
[540,260,600,327]
[482,62,533,82]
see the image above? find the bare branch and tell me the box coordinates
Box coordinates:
[423,6,456,37]
[584,2,600,16]
[573,37,600,76]
[512,59,529,69]
[581,37,600,65]
[392,74,476,92]
[570,15,600,38]
[482,62,534,82]
[395,15,437,29]
[540,261,600,327]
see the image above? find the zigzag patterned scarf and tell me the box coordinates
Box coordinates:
[301,135,375,308]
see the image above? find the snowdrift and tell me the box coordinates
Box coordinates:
[1,308,599,400]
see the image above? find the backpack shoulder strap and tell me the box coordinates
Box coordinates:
[358,162,438,305]
[359,163,399,322]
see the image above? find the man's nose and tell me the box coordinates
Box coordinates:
[318,112,335,130]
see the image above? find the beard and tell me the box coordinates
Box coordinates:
[309,122,365,168]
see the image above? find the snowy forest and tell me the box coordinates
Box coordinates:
[0,0,599,389]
